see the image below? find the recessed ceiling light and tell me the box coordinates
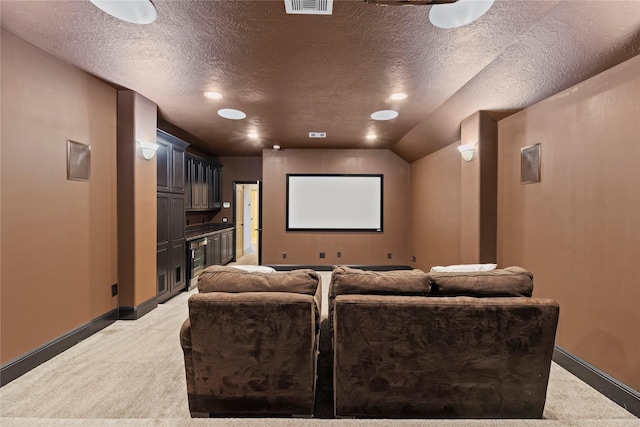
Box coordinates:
[248,132,259,139]
[389,92,408,101]
[366,134,377,140]
[204,91,223,99]
[371,110,398,121]
[309,132,326,138]
[429,0,494,29]
[90,0,157,24]
[217,108,246,120]
[273,145,281,150]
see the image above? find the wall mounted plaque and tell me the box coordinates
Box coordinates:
[521,143,541,184]
[67,140,91,182]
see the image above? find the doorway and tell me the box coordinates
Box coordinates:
[233,181,262,265]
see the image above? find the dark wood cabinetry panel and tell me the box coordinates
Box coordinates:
[157,193,170,246]
[170,195,185,242]
[171,147,185,194]
[157,130,189,299]
[170,240,186,292]
[185,153,222,211]
[157,246,169,297]
[156,142,170,192]
[157,130,187,194]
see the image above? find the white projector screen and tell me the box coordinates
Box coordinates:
[286,174,383,232]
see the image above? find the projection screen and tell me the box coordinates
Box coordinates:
[286,174,383,232]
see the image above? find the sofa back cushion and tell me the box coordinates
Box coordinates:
[198,265,319,296]
[329,266,429,298]
[333,294,559,418]
[427,266,533,297]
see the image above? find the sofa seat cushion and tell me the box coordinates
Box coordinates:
[427,266,533,297]
[198,265,319,295]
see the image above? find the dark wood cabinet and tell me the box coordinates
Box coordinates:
[201,227,234,270]
[157,130,187,194]
[157,129,189,300]
[185,153,222,211]
[220,228,234,265]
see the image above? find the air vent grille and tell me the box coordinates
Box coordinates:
[285,0,333,15]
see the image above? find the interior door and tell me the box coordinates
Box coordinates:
[235,185,244,259]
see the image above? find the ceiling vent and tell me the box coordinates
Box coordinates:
[309,132,327,138]
[284,0,333,15]
[364,0,457,5]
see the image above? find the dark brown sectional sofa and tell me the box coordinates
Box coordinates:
[330,266,560,419]
[180,266,321,417]
[180,264,559,419]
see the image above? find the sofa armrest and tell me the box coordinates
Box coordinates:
[186,292,318,415]
[179,318,198,414]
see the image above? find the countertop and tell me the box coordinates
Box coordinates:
[185,223,234,241]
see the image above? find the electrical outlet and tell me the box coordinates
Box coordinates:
[412,256,416,262]
[111,284,118,297]
[320,252,326,259]
[282,252,287,259]
[388,253,392,259]
[337,251,341,258]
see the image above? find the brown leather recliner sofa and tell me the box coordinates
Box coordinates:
[329,266,560,419]
[180,266,321,417]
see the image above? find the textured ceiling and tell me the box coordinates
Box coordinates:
[1,0,639,160]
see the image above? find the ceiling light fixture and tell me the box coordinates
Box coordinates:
[248,132,259,139]
[217,108,246,120]
[204,91,223,99]
[389,92,408,101]
[309,132,327,138]
[429,0,494,29]
[273,145,281,150]
[90,0,158,25]
[366,134,377,140]
[371,110,399,121]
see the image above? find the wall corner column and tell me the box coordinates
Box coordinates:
[459,111,498,264]
[117,90,158,310]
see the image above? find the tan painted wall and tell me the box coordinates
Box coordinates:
[497,55,640,390]
[1,30,118,363]
[409,143,461,272]
[262,149,410,266]
[211,156,263,224]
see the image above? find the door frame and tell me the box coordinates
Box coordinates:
[232,180,262,265]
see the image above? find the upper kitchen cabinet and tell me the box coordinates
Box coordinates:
[185,153,223,211]
[157,130,188,194]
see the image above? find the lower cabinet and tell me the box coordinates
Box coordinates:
[157,193,186,299]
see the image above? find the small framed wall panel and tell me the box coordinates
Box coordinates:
[67,140,91,182]
[521,143,541,184]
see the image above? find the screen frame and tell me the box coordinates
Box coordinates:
[286,173,384,232]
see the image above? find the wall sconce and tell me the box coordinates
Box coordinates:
[457,143,476,162]
[138,140,159,160]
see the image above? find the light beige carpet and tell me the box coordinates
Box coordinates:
[1,272,637,427]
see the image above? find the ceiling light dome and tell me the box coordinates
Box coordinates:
[429,0,494,29]
[371,110,399,121]
[204,91,223,99]
[389,92,408,101]
[90,0,158,25]
[218,109,246,120]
